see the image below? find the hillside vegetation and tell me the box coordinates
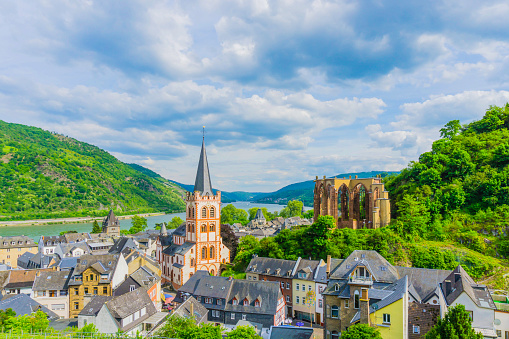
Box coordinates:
[0,121,185,220]
[233,105,509,290]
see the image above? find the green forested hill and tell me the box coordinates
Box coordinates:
[0,121,185,220]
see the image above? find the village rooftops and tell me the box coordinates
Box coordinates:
[246,257,298,277]
[69,254,120,285]
[79,296,114,316]
[33,271,71,291]
[329,250,399,283]
[0,235,35,248]
[4,269,52,289]
[225,280,283,316]
[396,266,451,302]
[162,241,195,257]
[172,296,208,324]
[0,294,60,320]
[105,287,157,332]
[293,259,322,281]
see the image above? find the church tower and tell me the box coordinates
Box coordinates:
[185,135,230,276]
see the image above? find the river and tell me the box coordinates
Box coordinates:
[0,202,288,241]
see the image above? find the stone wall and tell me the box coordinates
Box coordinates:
[408,302,440,338]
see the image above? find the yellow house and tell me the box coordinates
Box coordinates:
[368,281,408,339]
[68,254,128,318]
[0,236,38,268]
[292,259,324,323]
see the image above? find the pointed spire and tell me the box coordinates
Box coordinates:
[160,222,167,236]
[193,131,213,196]
[103,209,117,227]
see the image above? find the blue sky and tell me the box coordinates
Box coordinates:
[1,0,509,192]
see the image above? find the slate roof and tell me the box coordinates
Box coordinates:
[173,223,187,237]
[108,238,137,254]
[294,259,322,281]
[130,266,160,287]
[246,257,298,278]
[396,266,451,302]
[103,210,120,228]
[270,326,314,339]
[40,235,66,246]
[329,250,399,283]
[254,209,265,221]
[162,241,195,257]
[33,271,71,291]
[79,296,113,316]
[0,236,35,249]
[188,275,233,299]
[441,265,496,310]
[225,280,283,316]
[5,269,51,289]
[159,234,173,247]
[172,296,208,324]
[69,254,120,285]
[56,242,90,257]
[315,265,328,284]
[176,270,211,302]
[17,251,36,268]
[193,138,213,195]
[58,257,78,270]
[0,294,59,320]
[63,233,91,243]
[106,287,157,332]
[0,271,10,290]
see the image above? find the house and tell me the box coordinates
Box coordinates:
[156,138,230,289]
[17,251,36,269]
[491,292,509,339]
[439,266,497,338]
[78,287,157,335]
[0,235,38,268]
[2,269,52,296]
[24,252,57,269]
[38,233,92,255]
[269,326,314,339]
[292,259,324,323]
[0,293,60,321]
[113,265,161,310]
[88,241,115,255]
[68,253,129,318]
[108,237,138,255]
[245,256,299,317]
[172,295,208,324]
[175,273,286,329]
[32,270,71,319]
[54,242,91,259]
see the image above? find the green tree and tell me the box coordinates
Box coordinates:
[248,207,271,221]
[227,325,262,339]
[303,209,314,219]
[221,204,249,225]
[279,200,304,218]
[91,220,102,234]
[440,120,461,139]
[304,215,334,260]
[0,308,15,327]
[128,215,148,234]
[157,315,222,339]
[233,235,260,270]
[341,323,382,339]
[426,304,483,339]
[168,216,184,229]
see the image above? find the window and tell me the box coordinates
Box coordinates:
[413,325,420,334]
[344,299,349,308]
[74,288,79,295]
[103,287,108,294]
[255,300,260,307]
[319,299,323,308]
[233,299,238,305]
[334,284,339,291]
[84,287,89,294]
[74,302,79,310]
[130,285,136,292]
[331,306,339,318]
[49,290,56,297]
[205,298,213,304]
[242,314,246,320]
[210,246,215,258]
[383,313,391,324]
[296,283,300,291]
[140,307,146,316]
[331,331,339,339]
[202,207,207,218]
[90,274,94,281]
[209,224,215,232]
[308,285,312,291]
[210,207,215,218]
[243,299,249,306]
[248,276,251,280]
[296,296,300,304]
[354,290,360,309]
[60,290,67,296]
[286,282,290,289]
[319,286,323,293]
[93,287,98,295]
[286,296,290,302]
[467,311,473,321]
[217,299,222,305]
[51,304,65,310]
[380,266,387,271]
[202,247,207,259]
[231,313,235,320]
[201,224,207,232]
[192,208,195,218]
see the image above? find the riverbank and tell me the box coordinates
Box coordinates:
[0,212,166,227]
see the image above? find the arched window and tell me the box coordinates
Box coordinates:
[187,207,191,217]
[255,299,260,307]
[190,258,194,266]
[202,207,207,218]
[331,331,339,339]
[243,299,249,306]
[210,207,215,218]
[354,290,360,309]
[210,246,215,258]
[192,208,195,218]
[331,306,339,318]
[202,247,207,259]
[334,284,339,291]
[210,269,215,276]
[209,224,215,232]
[201,224,207,232]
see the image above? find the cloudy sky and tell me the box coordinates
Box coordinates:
[1,0,509,192]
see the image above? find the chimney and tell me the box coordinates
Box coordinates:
[445,280,452,295]
[361,288,368,301]
[228,276,233,281]
[454,273,461,283]
[326,255,331,279]
[355,175,358,179]
[360,288,370,325]
[190,301,194,316]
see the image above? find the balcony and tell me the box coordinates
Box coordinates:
[348,275,373,286]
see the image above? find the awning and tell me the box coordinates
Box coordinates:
[474,327,497,338]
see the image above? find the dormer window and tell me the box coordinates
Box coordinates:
[334,284,339,291]
[243,298,249,306]
[275,269,281,275]
[255,299,261,307]
[265,268,270,274]
[298,272,307,279]
[233,298,238,305]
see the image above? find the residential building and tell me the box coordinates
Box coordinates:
[0,293,60,320]
[245,256,298,317]
[175,272,285,329]
[88,241,115,254]
[102,210,121,237]
[54,242,90,259]
[2,269,52,295]
[292,259,324,323]
[68,254,128,318]
[172,295,208,324]
[38,233,91,255]
[113,265,161,310]
[78,287,157,335]
[32,270,71,319]
[156,137,230,289]
[108,238,138,255]
[0,235,38,268]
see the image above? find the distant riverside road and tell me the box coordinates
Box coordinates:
[0,212,165,227]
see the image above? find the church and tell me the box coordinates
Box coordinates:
[156,136,230,289]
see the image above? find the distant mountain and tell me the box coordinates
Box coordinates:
[254,171,399,206]
[0,120,186,220]
[166,179,265,203]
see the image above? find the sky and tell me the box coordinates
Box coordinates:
[1,0,509,192]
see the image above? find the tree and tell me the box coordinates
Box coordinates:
[221,204,249,225]
[157,315,222,339]
[304,215,334,260]
[128,215,148,234]
[305,290,316,325]
[227,325,262,339]
[91,220,102,234]
[279,200,304,218]
[440,120,461,139]
[168,216,184,229]
[221,224,239,261]
[233,235,260,271]
[303,209,314,219]
[0,308,15,327]
[248,207,271,221]
[426,304,483,339]
[341,323,382,339]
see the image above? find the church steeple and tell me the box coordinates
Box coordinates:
[193,132,213,196]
